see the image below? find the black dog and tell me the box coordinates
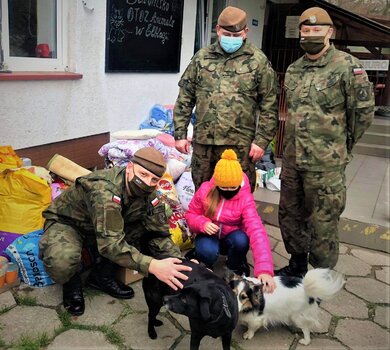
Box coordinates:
[142,259,238,350]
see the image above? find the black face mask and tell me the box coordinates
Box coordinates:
[300,36,326,55]
[217,186,241,200]
[128,170,155,197]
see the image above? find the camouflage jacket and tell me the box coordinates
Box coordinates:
[283,44,375,170]
[43,167,180,275]
[174,40,278,150]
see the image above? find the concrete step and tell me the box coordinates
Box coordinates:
[368,117,390,134]
[353,143,390,158]
[360,131,390,146]
[354,117,390,158]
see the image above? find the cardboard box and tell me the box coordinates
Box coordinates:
[117,267,143,285]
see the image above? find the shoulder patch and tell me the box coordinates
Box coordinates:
[356,87,370,101]
[151,197,159,206]
[353,67,364,75]
[112,195,121,205]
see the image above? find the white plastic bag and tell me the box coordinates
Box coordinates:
[175,171,195,211]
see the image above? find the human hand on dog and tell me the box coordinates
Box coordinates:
[149,258,192,291]
[258,273,276,293]
[204,222,219,235]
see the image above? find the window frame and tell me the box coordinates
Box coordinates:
[0,0,68,72]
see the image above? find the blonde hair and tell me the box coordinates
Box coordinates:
[205,186,221,219]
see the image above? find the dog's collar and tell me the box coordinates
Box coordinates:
[222,294,232,318]
[207,289,233,325]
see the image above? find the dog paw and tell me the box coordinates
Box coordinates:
[298,338,311,346]
[243,331,254,340]
[154,319,164,327]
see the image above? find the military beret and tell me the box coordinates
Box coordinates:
[218,6,247,32]
[299,7,333,27]
[132,147,166,177]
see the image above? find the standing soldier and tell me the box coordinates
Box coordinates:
[39,147,191,316]
[173,6,278,192]
[275,7,375,277]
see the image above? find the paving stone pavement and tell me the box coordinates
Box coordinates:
[0,224,389,350]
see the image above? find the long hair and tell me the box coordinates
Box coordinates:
[205,186,221,219]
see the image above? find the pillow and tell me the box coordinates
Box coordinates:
[111,129,162,140]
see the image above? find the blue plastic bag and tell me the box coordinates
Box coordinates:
[6,229,54,287]
[139,104,174,135]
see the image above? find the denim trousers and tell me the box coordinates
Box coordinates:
[194,229,249,270]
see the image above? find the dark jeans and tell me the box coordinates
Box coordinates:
[195,229,249,270]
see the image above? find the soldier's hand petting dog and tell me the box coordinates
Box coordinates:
[258,273,276,293]
[149,257,192,291]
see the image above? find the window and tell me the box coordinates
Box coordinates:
[0,0,67,71]
[194,0,227,53]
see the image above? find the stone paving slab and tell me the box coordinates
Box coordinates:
[346,277,390,303]
[375,306,390,329]
[0,305,61,346]
[334,254,372,276]
[15,283,62,307]
[47,329,118,349]
[0,291,16,310]
[71,294,124,326]
[351,248,390,266]
[321,289,368,318]
[295,337,348,349]
[114,312,181,349]
[335,319,390,349]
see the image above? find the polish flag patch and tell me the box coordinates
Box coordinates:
[353,68,364,75]
[151,197,159,206]
[112,195,121,204]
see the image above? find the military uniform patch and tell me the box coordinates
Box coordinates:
[112,195,121,204]
[357,88,369,101]
[353,68,364,75]
[158,212,167,224]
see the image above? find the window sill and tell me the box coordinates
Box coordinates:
[0,71,83,81]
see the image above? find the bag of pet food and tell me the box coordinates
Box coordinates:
[5,229,54,287]
[156,174,194,250]
[175,171,195,211]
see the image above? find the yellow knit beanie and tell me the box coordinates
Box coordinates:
[213,149,243,187]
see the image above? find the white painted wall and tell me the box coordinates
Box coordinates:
[0,0,197,150]
[233,0,266,48]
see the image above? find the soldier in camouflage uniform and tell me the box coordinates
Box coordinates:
[275,7,375,277]
[173,6,278,192]
[39,147,191,316]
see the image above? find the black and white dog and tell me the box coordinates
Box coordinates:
[226,268,344,345]
[143,258,238,350]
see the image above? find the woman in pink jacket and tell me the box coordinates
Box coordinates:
[186,149,276,293]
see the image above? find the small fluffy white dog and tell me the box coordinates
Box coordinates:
[226,269,344,345]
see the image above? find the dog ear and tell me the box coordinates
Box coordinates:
[223,267,239,283]
[199,298,211,321]
[249,284,264,310]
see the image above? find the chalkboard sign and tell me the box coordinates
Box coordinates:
[105,0,184,73]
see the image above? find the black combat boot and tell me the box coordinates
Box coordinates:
[63,274,85,316]
[274,253,308,278]
[87,258,134,299]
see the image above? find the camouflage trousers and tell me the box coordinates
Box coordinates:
[39,221,86,284]
[191,143,256,192]
[39,221,181,284]
[278,164,346,269]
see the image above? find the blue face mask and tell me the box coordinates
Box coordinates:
[219,35,243,53]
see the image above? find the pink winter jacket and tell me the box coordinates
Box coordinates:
[185,173,274,277]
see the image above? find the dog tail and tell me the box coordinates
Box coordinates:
[303,269,345,302]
